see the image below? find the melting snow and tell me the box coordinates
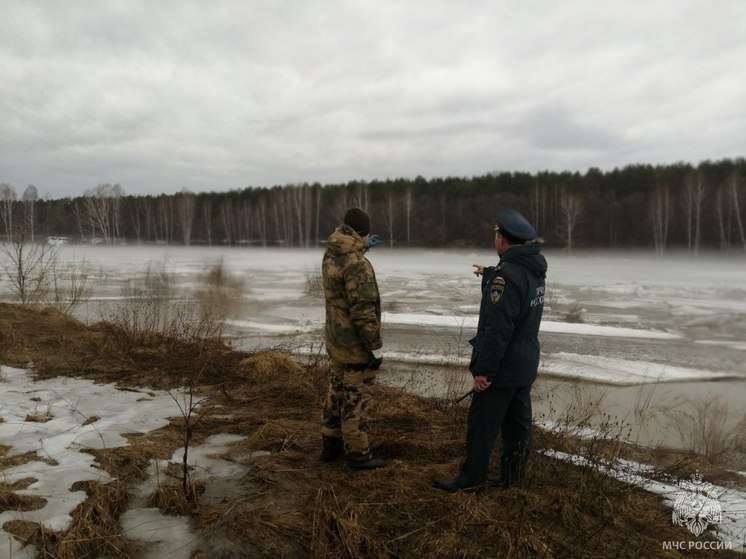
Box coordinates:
[0,366,250,558]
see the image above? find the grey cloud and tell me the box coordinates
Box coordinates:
[521,108,626,153]
[1,1,745,197]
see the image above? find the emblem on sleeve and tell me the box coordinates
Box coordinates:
[489,283,505,304]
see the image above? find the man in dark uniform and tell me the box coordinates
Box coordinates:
[434,208,547,492]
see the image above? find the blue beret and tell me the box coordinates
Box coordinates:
[496,208,536,241]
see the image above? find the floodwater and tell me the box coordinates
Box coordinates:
[7,244,745,452]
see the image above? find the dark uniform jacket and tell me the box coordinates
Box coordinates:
[322,224,382,365]
[469,242,547,388]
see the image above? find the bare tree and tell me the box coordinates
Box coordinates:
[352,182,369,212]
[714,185,729,251]
[682,171,707,256]
[0,183,16,240]
[314,186,321,246]
[530,179,546,234]
[291,185,307,247]
[176,189,196,246]
[331,189,349,223]
[130,198,144,244]
[73,201,86,241]
[558,188,583,253]
[22,185,38,243]
[1,214,57,305]
[405,186,412,246]
[144,199,154,242]
[220,199,234,245]
[382,191,396,248]
[255,197,267,247]
[158,196,173,243]
[730,172,746,251]
[84,183,124,244]
[649,184,671,254]
[202,197,213,245]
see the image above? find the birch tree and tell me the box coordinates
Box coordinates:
[255,197,267,247]
[730,172,746,251]
[0,183,16,239]
[22,185,38,243]
[683,171,707,256]
[405,186,412,246]
[84,183,124,244]
[382,191,396,248]
[176,189,196,246]
[558,188,583,253]
[649,184,671,254]
[202,197,213,245]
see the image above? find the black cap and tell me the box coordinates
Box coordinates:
[343,207,371,237]
[496,208,536,242]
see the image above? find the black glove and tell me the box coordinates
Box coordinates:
[367,352,383,371]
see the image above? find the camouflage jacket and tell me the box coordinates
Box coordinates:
[322,224,382,365]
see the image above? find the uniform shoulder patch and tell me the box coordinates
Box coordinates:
[489,278,505,304]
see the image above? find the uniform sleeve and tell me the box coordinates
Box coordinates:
[344,258,382,351]
[470,271,521,379]
[480,266,496,292]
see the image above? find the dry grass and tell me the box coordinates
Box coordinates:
[3,480,136,559]
[665,395,746,463]
[0,478,46,512]
[0,303,742,559]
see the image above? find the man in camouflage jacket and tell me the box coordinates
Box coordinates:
[320,207,385,470]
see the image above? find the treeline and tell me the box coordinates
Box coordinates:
[2,158,745,252]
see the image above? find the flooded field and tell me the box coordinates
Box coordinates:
[9,244,746,451]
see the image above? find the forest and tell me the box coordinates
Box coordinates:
[2,158,745,252]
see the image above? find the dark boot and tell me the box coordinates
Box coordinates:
[487,468,525,488]
[433,479,462,493]
[433,478,483,493]
[486,473,509,488]
[320,435,343,462]
[346,451,386,470]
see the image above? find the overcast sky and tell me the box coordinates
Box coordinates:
[1,1,744,198]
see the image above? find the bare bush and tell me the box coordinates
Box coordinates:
[48,260,95,313]
[103,263,176,345]
[193,260,245,319]
[564,303,586,323]
[103,261,244,348]
[665,396,745,462]
[0,230,58,305]
[305,271,323,297]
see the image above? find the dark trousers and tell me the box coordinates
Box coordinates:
[456,385,533,487]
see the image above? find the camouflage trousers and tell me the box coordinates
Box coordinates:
[321,361,376,455]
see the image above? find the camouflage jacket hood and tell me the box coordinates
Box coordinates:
[322,224,382,365]
[326,224,369,256]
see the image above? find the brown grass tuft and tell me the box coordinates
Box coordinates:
[0,479,47,512]
[146,480,205,516]
[237,350,303,379]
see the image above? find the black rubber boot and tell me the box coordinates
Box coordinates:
[346,451,386,470]
[487,469,524,488]
[433,479,462,493]
[320,436,343,462]
[433,478,483,493]
[486,474,509,488]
